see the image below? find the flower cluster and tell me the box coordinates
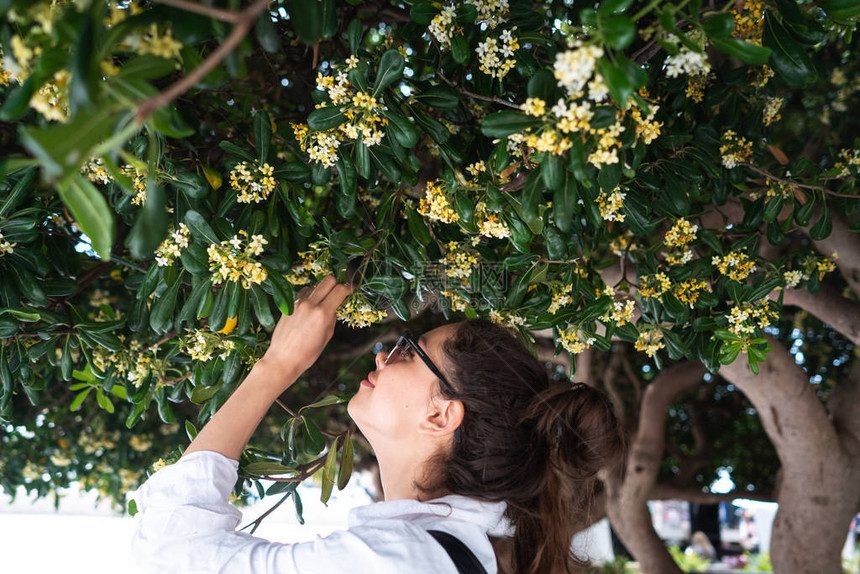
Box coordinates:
[588,121,626,168]
[559,325,595,354]
[0,231,16,256]
[783,270,803,289]
[665,218,698,247]
[441,241,479,286]
[639,273,671,300]
[475,28,519,78]
[286,243,332,285]
[835,149,860,178]
[429,6,458,48]
[128,354,153,387]
[596,188,626,222]
[467,0,510,28]
[154,223,191,267]
[673,278,711,307]
[720,130,753,169]
[601,299,636,326]
[230,161,276,204]
[121,165,148,206]
[713,251,756,282]
[732,0,765,45]
[554,45,604,96]
[418,180,459,223]
[30,69,70,122]
[521,97,546,117]
[138,23,183,60]
[726,300,778,337]
[685,73,711,103]
[80,157,112,185]
[631,106,662,144]
[547,283,573,314]
[489,309,526,329]
[664,35,711,78]
[635,328,665,357]
[207,231,269,289]
[800,252,838,281]
[293,122,340,167]
[337,292,387,328]
[441,290,470,312]
[762,96,784,126]
[474,201,511,238]
[183,329,235,362]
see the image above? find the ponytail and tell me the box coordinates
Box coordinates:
[432,320,624,574]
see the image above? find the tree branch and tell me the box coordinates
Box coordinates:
[740,163,858,199]
[137,0,272,122]
[152,0,240,23]
[778,283,860,347]
[650,485,775,504]
[436,71,520,109]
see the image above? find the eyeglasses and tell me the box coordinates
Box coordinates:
[385,331,455,395]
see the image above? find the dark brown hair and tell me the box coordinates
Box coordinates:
[429,319,623,574]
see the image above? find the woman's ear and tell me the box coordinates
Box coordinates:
[420,399,464,440]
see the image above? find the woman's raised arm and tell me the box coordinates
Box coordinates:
[184,275,353,461]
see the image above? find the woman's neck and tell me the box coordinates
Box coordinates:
[374,439,445,501]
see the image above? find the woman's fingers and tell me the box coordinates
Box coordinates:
[308,274,337,304]
[321,282,353,313]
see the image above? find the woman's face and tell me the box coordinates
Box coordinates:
[347,323,458,444]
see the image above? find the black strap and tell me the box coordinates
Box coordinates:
[427,529,489,574]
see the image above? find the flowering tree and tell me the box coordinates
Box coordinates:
[1,0,860,572]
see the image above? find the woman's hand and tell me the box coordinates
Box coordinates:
[257,275,353,382]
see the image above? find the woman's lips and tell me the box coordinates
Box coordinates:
[360,375,375,388]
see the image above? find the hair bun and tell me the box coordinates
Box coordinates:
[522,383,623,480]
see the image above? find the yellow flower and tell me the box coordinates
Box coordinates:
[635,328,665,357]
[521,97,547,117]
[337,292,387,328]
[664,218,698,248]
[208,231,269,289]
[726,300,778,337]
[673,278,711,307]
[732,0,765,45]
[720,130,753,169]
[138,24,183,60]
[418,180,459,224]
[601,299,636,326]
[559,326,595,354]
[441,241,479,286]
[596,188,626,222]
[639,273,671,300]
[547,284,573,314]
[0,231,17,257]
[466,161,487,177]
[712,251,756,282]
[230,161,277,203]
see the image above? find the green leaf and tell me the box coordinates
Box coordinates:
[601,15,635,50]
[337,432,354,490]
[264,267,295,316]
[219,141,257,163]
[598,0,635,14]
[347,19,364,53]
[117,55,177,80]
[56,174,115,260]
[702,13,735,38]
[481,111,542,138]
[286,0,321,45]
[320,436,340,504]
[541,154,563,191]
[710,36,772,65]
[809,200,832,240]
[413,86,460,110]
[299,395,346,412]
[307,106,346,131]
[373,50,406,94]
[150,272,182,334]
[819,0,860,20]
[184,210,220,245]
[255,9,282,52]
[250,284,275,328]
[302,417,326,454]
[254,109,272,163]
[410,2,438,25]
[452,34,470,64]
[20,106,119,179]
[762,13,817,87]
[245,461,294,475]
[387,112,419,149]
[70,388,92,411]
[185,420,198,440]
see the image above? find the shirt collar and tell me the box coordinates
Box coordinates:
[348,494,507,531]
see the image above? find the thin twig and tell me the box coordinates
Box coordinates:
[161,372,193,386]
[152,0,240,23]
[740,162,859,199]
[137,0,272,121]
[436,72,520,110]
[275,399,299,418]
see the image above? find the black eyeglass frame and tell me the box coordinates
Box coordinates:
[385,331,455,395]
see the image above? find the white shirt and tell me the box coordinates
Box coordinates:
[130,451,506,573]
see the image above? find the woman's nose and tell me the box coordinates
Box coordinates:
[375,350,387,369]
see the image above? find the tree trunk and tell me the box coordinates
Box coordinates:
[720,341,860,574]
[603,362,706,574]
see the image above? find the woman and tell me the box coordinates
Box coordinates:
[131,276,623,573]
